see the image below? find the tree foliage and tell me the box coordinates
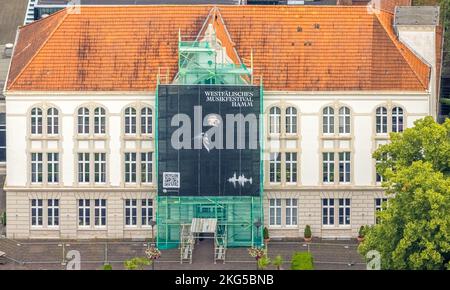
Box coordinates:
[359,117,450,270]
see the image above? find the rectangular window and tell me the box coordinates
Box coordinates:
[285,152,297,184]
[322,152,334,183]
[47,153,59,183]
[31,153,43,183]
[47,199,59,227]
[375,198,388,224]
[338,198,351,225]
[94,199,107,227]
[78,199,91,227]
[339,152,351,183]
[78,153,90,183]
[375,160,383,183]
[269,153,281,183]
[94,153,106,183]
[0,113,5,162]
[125,199,137,226]
[31,199,43,227]
[141,152,152,183]
[322,198,335,225]
[286,198,298,226]
[141,199,154,226]
[125,153,137,183]
[269,198,282,226]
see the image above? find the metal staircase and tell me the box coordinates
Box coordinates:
[214,226,227,264]
[179,224,194,264]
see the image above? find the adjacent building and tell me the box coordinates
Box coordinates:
[3,3,441,246]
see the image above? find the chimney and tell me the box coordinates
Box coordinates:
[394,5,440,118]
[370,0,412,13]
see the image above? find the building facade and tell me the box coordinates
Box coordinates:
[4,4,440,242]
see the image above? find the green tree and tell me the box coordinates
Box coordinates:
[123,257,151,270]
[359,117,450,270]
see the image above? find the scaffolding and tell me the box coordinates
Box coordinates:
[156,27,264,251]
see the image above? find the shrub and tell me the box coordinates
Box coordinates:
[272,255,284,270]
[304,225,312,239]
[123,257,151,270]
[291,252,314,270]
[263,227,269,240]
[257,255,271,270]
[358,226,366,238]
[102,263,112,270]
[1,212,6,226]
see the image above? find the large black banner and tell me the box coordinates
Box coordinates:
[158,85,261,196]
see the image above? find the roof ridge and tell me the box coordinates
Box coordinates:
[374,10,430,90]
[7,8,70,90]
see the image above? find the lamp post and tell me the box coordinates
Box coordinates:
[254,220,262,247]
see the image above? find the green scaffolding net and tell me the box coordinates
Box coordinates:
[155,29,264,250]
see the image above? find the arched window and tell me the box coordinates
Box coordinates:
[78,107,90,134]
[322,106,334,134]
[141,107,152,135]
[31,108,43,135]
[94,107,106,134]
[339,106,351,134]
[392,107,404,133]
[124,107,137,134]
[375,107,387,134]
[285,107,297,134]
[269,107,281,134]
[47,107,59,135]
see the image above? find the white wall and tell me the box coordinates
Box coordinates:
[5,91,430,189]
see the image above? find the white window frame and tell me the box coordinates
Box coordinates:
[47,153,59,184]
[338,106,351,134]
[375,106,388,134]
[46,107,59,135]
[269,198,282,227]
[338,198,351,226]
[77,107,90,135]
[141,199,154,227]
[78,199,91,227]
[94,199,107,227]
[392,107,404,133]
[31,107,43,135]
[322,152,334,184]
[47,199,59,227]
[269,152,281,184]
[94,107,106,135]
[141,107,152,135]
[124,107,137,135]
[322,198,335,226]
[285,152,297,184]
[285,106,297,134]
[31,199,43,227]
[269,107,281,134]
[124,152,137,183]
[78,153,90,183]
[322,106,334,134]
[125,199,137,227]
[285,198,298,226]
[0,113,5,162]
[339,152,351,184]
[31,152,43,184]
[141,152,152,184]
[94,153,106,184]
[375,198,388,224]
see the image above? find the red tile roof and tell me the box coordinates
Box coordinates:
[6,5,430,92]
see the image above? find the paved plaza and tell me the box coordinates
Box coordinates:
[0,237,365,270]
